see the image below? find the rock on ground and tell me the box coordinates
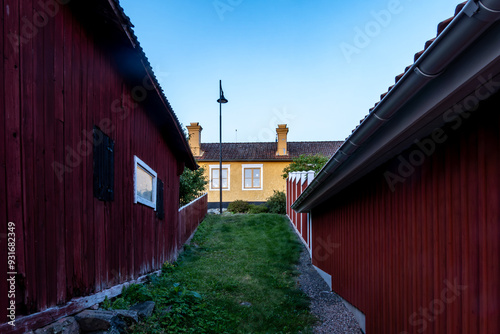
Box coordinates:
[34,317,80,334]
[295,244,363,334]
[130,301,155,320]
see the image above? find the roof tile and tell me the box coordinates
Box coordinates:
[345,2,465,146]
[197,141,343,161]
[437,17,454,36]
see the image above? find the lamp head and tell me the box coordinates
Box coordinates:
[217,93,228,104]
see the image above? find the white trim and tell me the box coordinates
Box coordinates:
[307,170,315,184]
[241,164,263,191]
[313,265,332,290]
[209,164,231,191]
[301,171,308,185]
[133,155,157,210]
[339,296,367,333]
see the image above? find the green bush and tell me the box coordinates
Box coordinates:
[227,200,250,213]
[248,204,269,214]
[266,190,286,214]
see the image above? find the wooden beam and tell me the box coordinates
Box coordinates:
[0,270,160,334]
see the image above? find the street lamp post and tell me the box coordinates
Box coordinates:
[217,80,228,214]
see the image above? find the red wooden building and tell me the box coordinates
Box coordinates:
[291,1,500,333]
[1,0,204,331]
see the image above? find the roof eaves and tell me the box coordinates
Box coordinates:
[105,0,197,170]
[293,0,500,212]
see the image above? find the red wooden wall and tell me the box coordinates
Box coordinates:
[0,0,204,327]
[310,92,500,333]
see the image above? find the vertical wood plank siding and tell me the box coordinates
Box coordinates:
[178,194,208,251]
[308,93,500,333]
[0,0,204,325]
[287,173,312,251]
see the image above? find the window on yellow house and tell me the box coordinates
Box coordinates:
[242,164,263,190]
[209,165,230,190]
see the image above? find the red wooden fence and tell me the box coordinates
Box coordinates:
[287,171,314,254]
[177,194,208,252]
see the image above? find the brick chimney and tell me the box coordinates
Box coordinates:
[186,122,203,156]
[276,124,289,156]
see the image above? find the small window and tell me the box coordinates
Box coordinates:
[209,165,230,191]
[242,164,263,190]
[134,156,157,210]
[93,127,114,201]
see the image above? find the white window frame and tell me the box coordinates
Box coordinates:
[209,164,230,191]
[133,155,157,210]
[242,164,263,191]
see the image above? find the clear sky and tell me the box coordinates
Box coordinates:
[121,0,461,144]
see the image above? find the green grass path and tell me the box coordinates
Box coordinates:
[129,213,316,333]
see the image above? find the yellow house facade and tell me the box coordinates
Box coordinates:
[187,123,342,208]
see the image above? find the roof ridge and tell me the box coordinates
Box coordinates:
[201,140,343,145]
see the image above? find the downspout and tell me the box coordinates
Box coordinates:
[293,0,500,212]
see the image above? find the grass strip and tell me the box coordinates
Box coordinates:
[121,213,316,333]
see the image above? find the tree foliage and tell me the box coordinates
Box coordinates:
[179,166,208,206]
[281,154,329,179]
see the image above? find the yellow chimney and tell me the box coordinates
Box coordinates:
[276,124,289,156]
[186,122,203,156]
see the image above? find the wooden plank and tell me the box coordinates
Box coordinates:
[70,16,84,297]
[114,78,125,285]
[0,0,8,321]
[80,24,90,295]
[42,5,58,309]
[53,1,67,305]
[32,3,48,310]
[102,51,112,288]
[92,31,104,293]
[123,83,134,281]
[83,27,96,297]
[4,0,26,315]
[18,0,38,314]
[448,134,463,334]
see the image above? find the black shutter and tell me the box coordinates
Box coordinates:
[156,178,164,220]
[93,126,114,201]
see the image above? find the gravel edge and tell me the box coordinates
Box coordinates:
[294,237,362,334]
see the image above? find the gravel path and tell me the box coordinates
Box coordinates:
[295,244,362,334]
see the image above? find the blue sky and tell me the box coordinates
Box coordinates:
[121,0,461,143]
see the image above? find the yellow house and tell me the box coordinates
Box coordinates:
[187,123,342,208]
